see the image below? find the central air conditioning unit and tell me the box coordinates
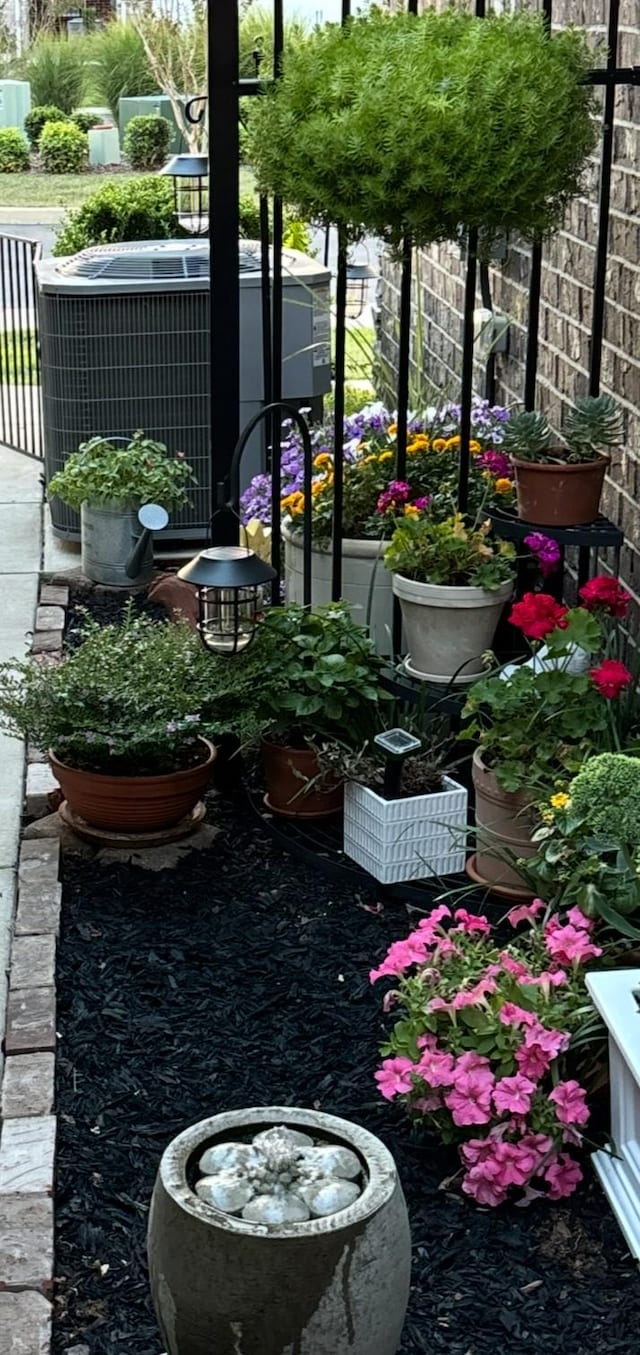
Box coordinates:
[37,240,332,541]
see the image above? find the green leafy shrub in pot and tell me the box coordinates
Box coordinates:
[248,9,597,251]
[0,128,29,172]
[71,110,103,134]
[123,113,171,170]
[39,120,88,174]
[0,609,215,776]
[22,37,86,114]
[24,103,67,146]
[384,512,515,590]
[47,431,195,511]
[53,177,175,255]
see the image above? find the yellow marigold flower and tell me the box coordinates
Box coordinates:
[387,423,398,436]
[432,438,447,451]
[550,792,571,811]
[378,451,394,462]
[291,498,305,515]
[407,440,427,455]
[361,454,377,466]
[404,504,419,517]
[469,440,481,454]
[445,436,461,449]
[281,491,303,510]
[313,452,332,469]
[311,480,327,497]
[495,477,513,494]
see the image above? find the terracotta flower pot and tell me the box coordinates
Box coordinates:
[512,452,610,527]
[261,740,343,818]
[49,738,216,832]
[470,748,536,893]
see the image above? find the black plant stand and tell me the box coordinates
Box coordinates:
[489,507,623,599]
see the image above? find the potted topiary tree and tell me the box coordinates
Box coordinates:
[248,9,597,253]
[0,609,217,834]
[500,396,623,527]
[383,510,515,684]
[47,431,195,586]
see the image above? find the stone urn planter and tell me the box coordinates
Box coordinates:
[283,523,394,656]
[49,737,216,833]
[512,453,610,528]
[81,501,154,587]
[392,574,513,684]
[147,1106,411,1355]
[468,748,536,896]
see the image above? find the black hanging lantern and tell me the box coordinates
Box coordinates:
[159,153,209,236]
[346,251,376,320]
[178,546,276,655]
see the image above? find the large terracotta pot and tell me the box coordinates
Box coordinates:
[512,452,609,527]
[49,738,216,832]
[392,574,513,684]
[283,523,393,656]
[147,1106,412,1355]
[471,748,536,892]
[261,739,343,818]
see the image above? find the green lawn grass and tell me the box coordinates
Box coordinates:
[341,324,375,383]
[0,329,38,385]
[0,166,256,211]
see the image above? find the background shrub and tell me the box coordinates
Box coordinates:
[0,127,29,172]
[87,22,158,118]
[24,103,67,146]
[123,113,171,170]
[39,120,88,174]
[53,176,176,255]
[71,110,102,134]
[22,38,86,113]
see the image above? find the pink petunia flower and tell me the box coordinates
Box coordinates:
[461,1158,508,1207]
[453,908,492,935]
[493,1074,537,1116]
[507,898,546,928]
[549,1079,590,1127]
[500,952,531,980]
[544,1153,583,1200]
[566,905,594,932]
[445,1069,495,1126]
[413,1092,442,1113]
[416,1048,456,1088]
[374,1056,415,1100]
[455,1052,494,1077]
[515,1022,570,1080]
[369,933,431,983]
[499,1002,537,1028]
[544,922,602,968]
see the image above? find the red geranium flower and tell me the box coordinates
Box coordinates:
[589,659,633,699]
[509,593,569,641]
[579,576,630,618]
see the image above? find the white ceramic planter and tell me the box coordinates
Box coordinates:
[586,969,640,1259]
[283,523,394,655]
[344,776,468,883]
[147,1106,411,1355]
[392,573,513,683]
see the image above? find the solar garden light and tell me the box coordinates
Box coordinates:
[374,728,422,799]
[346,248,377,320]
[179,400,314,655]
[159,153,209,236]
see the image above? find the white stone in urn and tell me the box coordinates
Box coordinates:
[307,1179,361,1216]
[303,1144,361,1179]
[242,1193,310,1224]
[198,1142,255,1174]
[196,1173,253,1214]
[253,1126,313,1150]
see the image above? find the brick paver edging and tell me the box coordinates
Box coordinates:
[0,583,68,1352]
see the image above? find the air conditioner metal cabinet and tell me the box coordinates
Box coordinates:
[37,241,332,542]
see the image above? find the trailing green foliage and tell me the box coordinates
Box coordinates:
[47,431,195,511]
[39,120,88,174]
[0,127,28,172]
[503,395,623,465]
[24,103,67,146]
[21,38,86,113]
[87,21,158,117]
[249,9,597,250]
[123,112,171,170]
[52,176,175,255]
[0,609,215,775]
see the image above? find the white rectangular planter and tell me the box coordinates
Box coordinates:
[586,969,640,1259]
[343,776,468,884]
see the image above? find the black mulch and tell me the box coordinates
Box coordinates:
[54,796,640,1355]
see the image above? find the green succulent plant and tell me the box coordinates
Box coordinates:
[501,412,552,461]
[504,395,623,465]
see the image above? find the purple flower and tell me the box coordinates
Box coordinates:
[476,448,512,479]
[414,495,431,510]
[376,481,411,514]
[524,532,562,577]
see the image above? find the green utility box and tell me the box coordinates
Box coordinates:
[118,95,185,155]
[0,81,31,133]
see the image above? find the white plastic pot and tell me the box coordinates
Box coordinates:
[344,776,468,883]
[283,523,394,656]
[392,573,513,683]
[147,1106,411,1355]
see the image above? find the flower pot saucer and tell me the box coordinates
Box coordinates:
[59,799,206,849]
[402,655,487,687]
[263,793,342,820]
[465,852,535,902]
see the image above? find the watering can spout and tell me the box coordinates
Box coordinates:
[125,503,169,580]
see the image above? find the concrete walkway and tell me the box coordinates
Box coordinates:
[0,445,42,1055]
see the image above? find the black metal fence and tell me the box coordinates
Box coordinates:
[209,0,636,603]
[0,233,43,459]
